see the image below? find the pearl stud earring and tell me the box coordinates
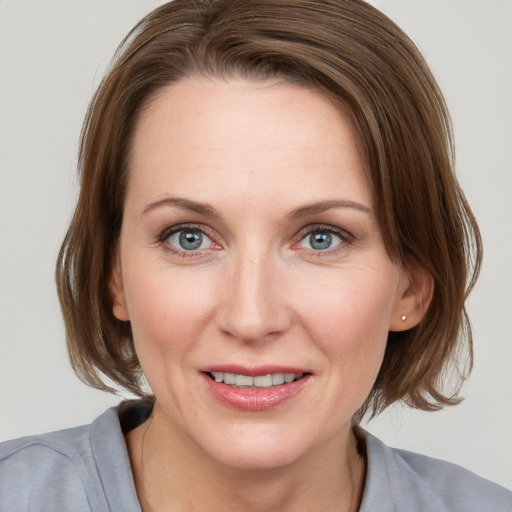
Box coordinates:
[401,315,407,322]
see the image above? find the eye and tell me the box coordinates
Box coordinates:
[167,229,214,251]
[298,229,343,251]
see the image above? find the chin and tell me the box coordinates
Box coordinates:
[195,424,320,470]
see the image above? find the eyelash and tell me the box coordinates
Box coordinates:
[293,224,354,256]
[157,224,219,259]
[156,223,354,259]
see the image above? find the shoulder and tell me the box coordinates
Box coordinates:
[361,431,512,512]
[0,401,149,512]
[392,446,512,511]
[0,424,97,512]
[395,446,511,506]
[0,407,129,512]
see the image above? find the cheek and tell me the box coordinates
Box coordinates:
[294,266,399,378]
[123,263,217,363]
[296,264,398,334]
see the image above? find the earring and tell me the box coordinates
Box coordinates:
[400,315,407,322]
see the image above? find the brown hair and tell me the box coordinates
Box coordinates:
[56,0,482,420]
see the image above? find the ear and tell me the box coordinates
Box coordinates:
[389,260,434,332]
[109,257,130,322]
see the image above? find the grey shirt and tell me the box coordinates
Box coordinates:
[1,400,510,511]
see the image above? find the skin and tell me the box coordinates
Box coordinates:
[110,78,431,511]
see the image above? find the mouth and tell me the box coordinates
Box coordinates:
[201,368,312,411]
[206,371,307,389]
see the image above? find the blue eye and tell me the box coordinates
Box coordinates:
[167,229,213,251]
[299,230,342,251]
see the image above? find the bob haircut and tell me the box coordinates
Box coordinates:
[56,0,482,421]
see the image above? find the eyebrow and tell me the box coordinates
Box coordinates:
[142,197,219,217]
[142,196,373,220]
[286,199,373,219]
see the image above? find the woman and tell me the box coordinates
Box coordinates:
[1,0,510,510]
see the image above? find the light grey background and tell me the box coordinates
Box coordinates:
[1,0,511,489]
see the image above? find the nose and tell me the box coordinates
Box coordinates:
[217,251,292,344]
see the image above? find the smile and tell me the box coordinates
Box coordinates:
[202,369,312,411]
[208,372,304,388]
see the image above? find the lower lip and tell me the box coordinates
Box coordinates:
[202,373,311,411]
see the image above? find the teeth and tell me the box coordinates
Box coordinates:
[235,374,253,387]
[224,373,236,385]
[272,373,285,385]
[253,375,272,388]
[210,372,303,388]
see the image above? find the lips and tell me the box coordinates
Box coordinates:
[200,365,312,411]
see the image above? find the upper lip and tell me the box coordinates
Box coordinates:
[200,364,311,376]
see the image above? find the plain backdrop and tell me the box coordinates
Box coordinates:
[1,0,511,490]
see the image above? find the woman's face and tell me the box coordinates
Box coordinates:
[112,78,413,469]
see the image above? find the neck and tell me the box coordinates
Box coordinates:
[126,403,366,512]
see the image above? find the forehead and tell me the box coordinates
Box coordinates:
[126,78,372,211]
